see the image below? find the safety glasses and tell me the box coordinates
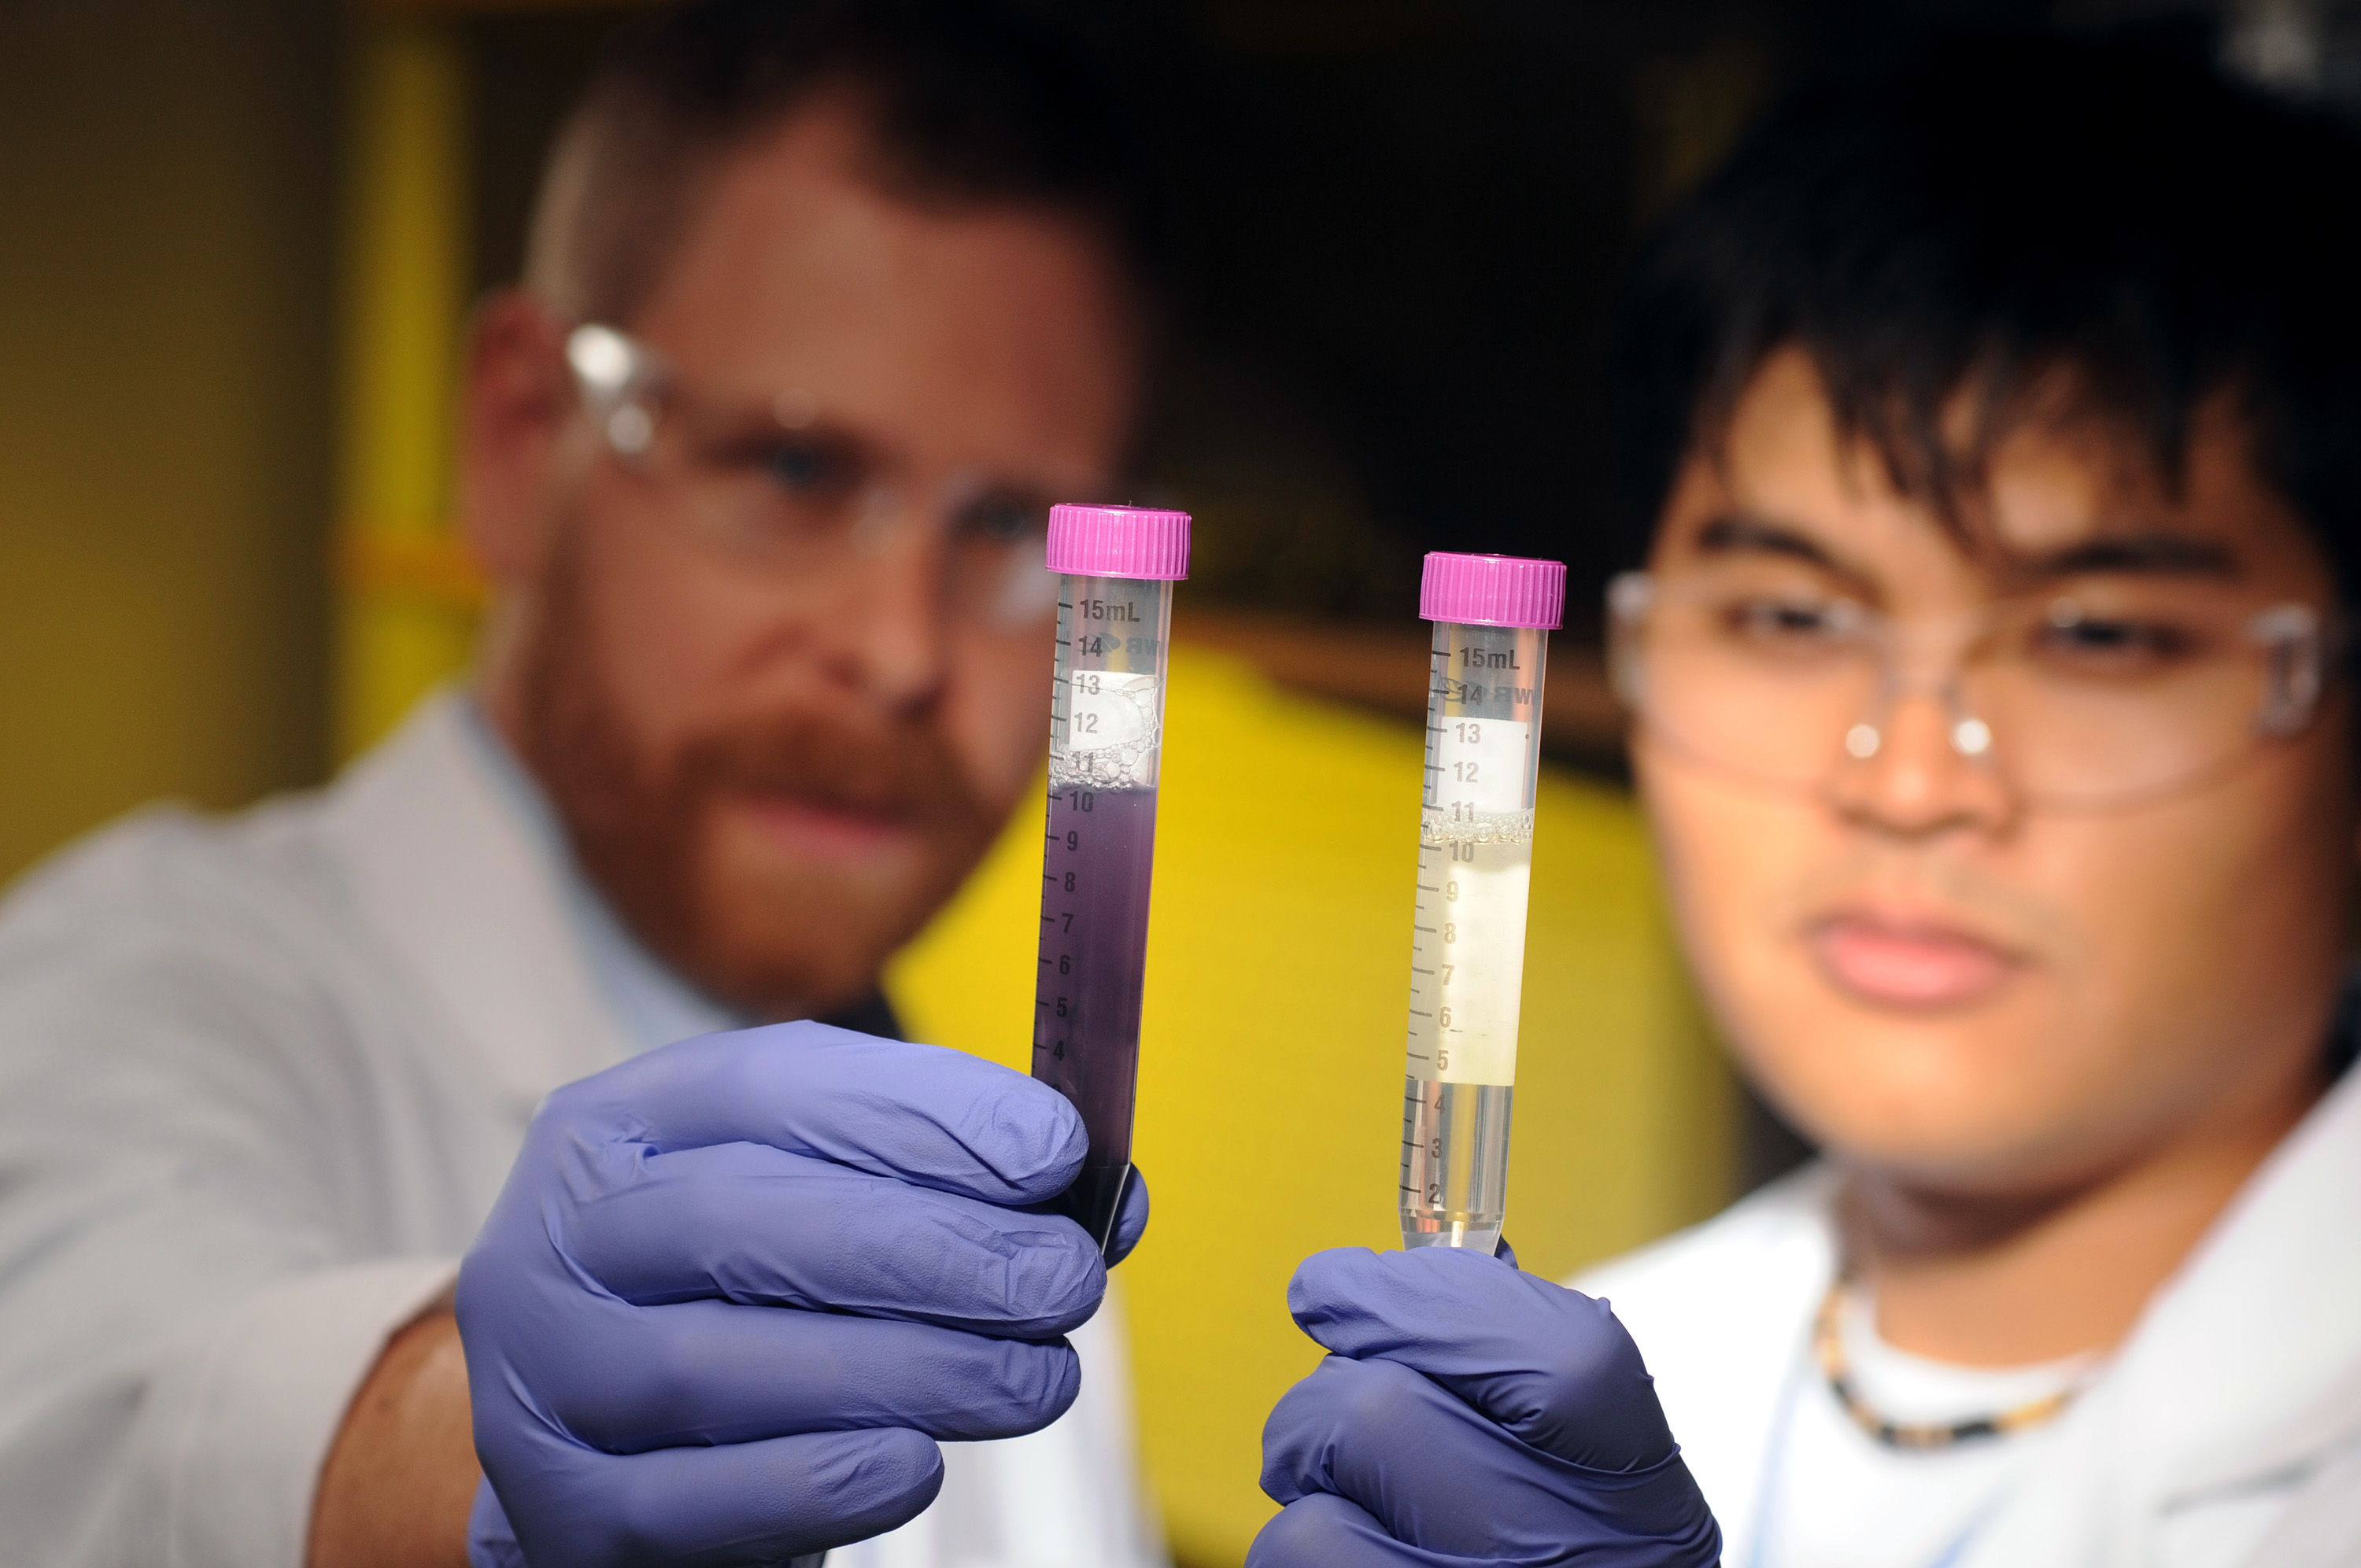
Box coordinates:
[564,323,1060,626]
[1608,567,2335,810]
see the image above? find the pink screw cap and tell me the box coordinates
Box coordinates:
[1045,504,1191,581]
[1419,552,1567,630]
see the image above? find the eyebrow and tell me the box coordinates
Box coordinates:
[1692,512,2239,586]
[1696,514,1832,563]
[1692,514,1875,592]
[2024,533,2237,578]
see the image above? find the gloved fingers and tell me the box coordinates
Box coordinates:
[541,1297,1081,1452]
[547,1023,1087,1206]
[1247,1492,1476,1568]
[1262,1356,1602,1559]
[1286,1247,1674,1470]
[1262,1356,1720,1564]
[1249,1489,1719,1568]
[466,1477,524,1568]
[496,1426,942,1568]
[570,1141,1107,1336]
[1108,1164,1151,1265]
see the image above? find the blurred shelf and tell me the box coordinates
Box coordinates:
[1171,603,1624,766]
[327,531,1627,764]
[360,0,649,16]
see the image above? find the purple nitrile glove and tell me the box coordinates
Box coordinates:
[456,1021,1148,1568]
[1249,1247,1720,1568]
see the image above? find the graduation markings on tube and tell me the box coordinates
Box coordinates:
[1398,639,1538,1253]
[1398,557,1561,1255]
[1031,578,1166,1254]
[1407,670,1537,1090]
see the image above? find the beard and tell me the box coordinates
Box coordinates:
[509,527,1002,1020]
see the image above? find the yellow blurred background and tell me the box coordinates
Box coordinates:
[0,3,1767,1563]
[0,2,338,883]
[892,647,1731,1564]
[324,23,1742,1555]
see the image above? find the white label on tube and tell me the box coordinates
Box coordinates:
[1405,837,1532,1085]
[1060,670,1160,755]
[1426,716,1531,820]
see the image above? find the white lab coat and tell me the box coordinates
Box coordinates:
[1580,1057,2361,1567]
[0,693,1158,1568]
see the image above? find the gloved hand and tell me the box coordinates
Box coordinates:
[455,1020,1148,1568]
[1249,1247,1720,1568]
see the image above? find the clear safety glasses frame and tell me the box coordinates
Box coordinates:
[563,322,1059,626]
[1606,569,2336,810]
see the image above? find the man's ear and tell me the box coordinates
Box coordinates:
[459,291,575,589]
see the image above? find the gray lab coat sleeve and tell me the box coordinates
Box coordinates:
[0,817,461,1568]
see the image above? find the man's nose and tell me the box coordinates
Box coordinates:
[1823,685,2019,839]
[818,502,951,709]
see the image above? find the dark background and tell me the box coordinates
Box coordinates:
[465,0,2361,637]
[0,4,2352,1547]
[9,0,2349,1185]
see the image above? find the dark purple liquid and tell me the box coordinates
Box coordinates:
[1031,784,1158,1252]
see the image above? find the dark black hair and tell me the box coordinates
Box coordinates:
[528,0,1155,326]
[1613,28,2361,598]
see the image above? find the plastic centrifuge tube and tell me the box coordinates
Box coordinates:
[1400,551,1567,1255]
[1031,503,1191,1259]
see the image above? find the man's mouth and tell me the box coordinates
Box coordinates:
[1805,911,2024,1009]
[729,791,912,863]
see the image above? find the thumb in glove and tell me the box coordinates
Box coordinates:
[1249,1246,1720,1567]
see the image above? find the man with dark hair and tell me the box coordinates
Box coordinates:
[1251,30,2361,1568]
[0,3,1166,1566]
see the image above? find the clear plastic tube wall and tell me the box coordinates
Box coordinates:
[1030,506,1188,1256]
[1399,553,1561,1255]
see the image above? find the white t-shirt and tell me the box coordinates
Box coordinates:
[1752,1288,2093,1568]
[1577,1068,2361,1567]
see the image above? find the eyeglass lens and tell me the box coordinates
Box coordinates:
[1616,574,2321,807]
[575,325,1055,623]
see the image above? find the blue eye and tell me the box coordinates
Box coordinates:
[959,493,1046,545]
[763,441,850,494]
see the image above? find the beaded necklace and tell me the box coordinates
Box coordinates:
[1812,1280,2097,1449]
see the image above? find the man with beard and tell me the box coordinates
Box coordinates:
[0,3,1163,1566]
[1248,29,2361,1568]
